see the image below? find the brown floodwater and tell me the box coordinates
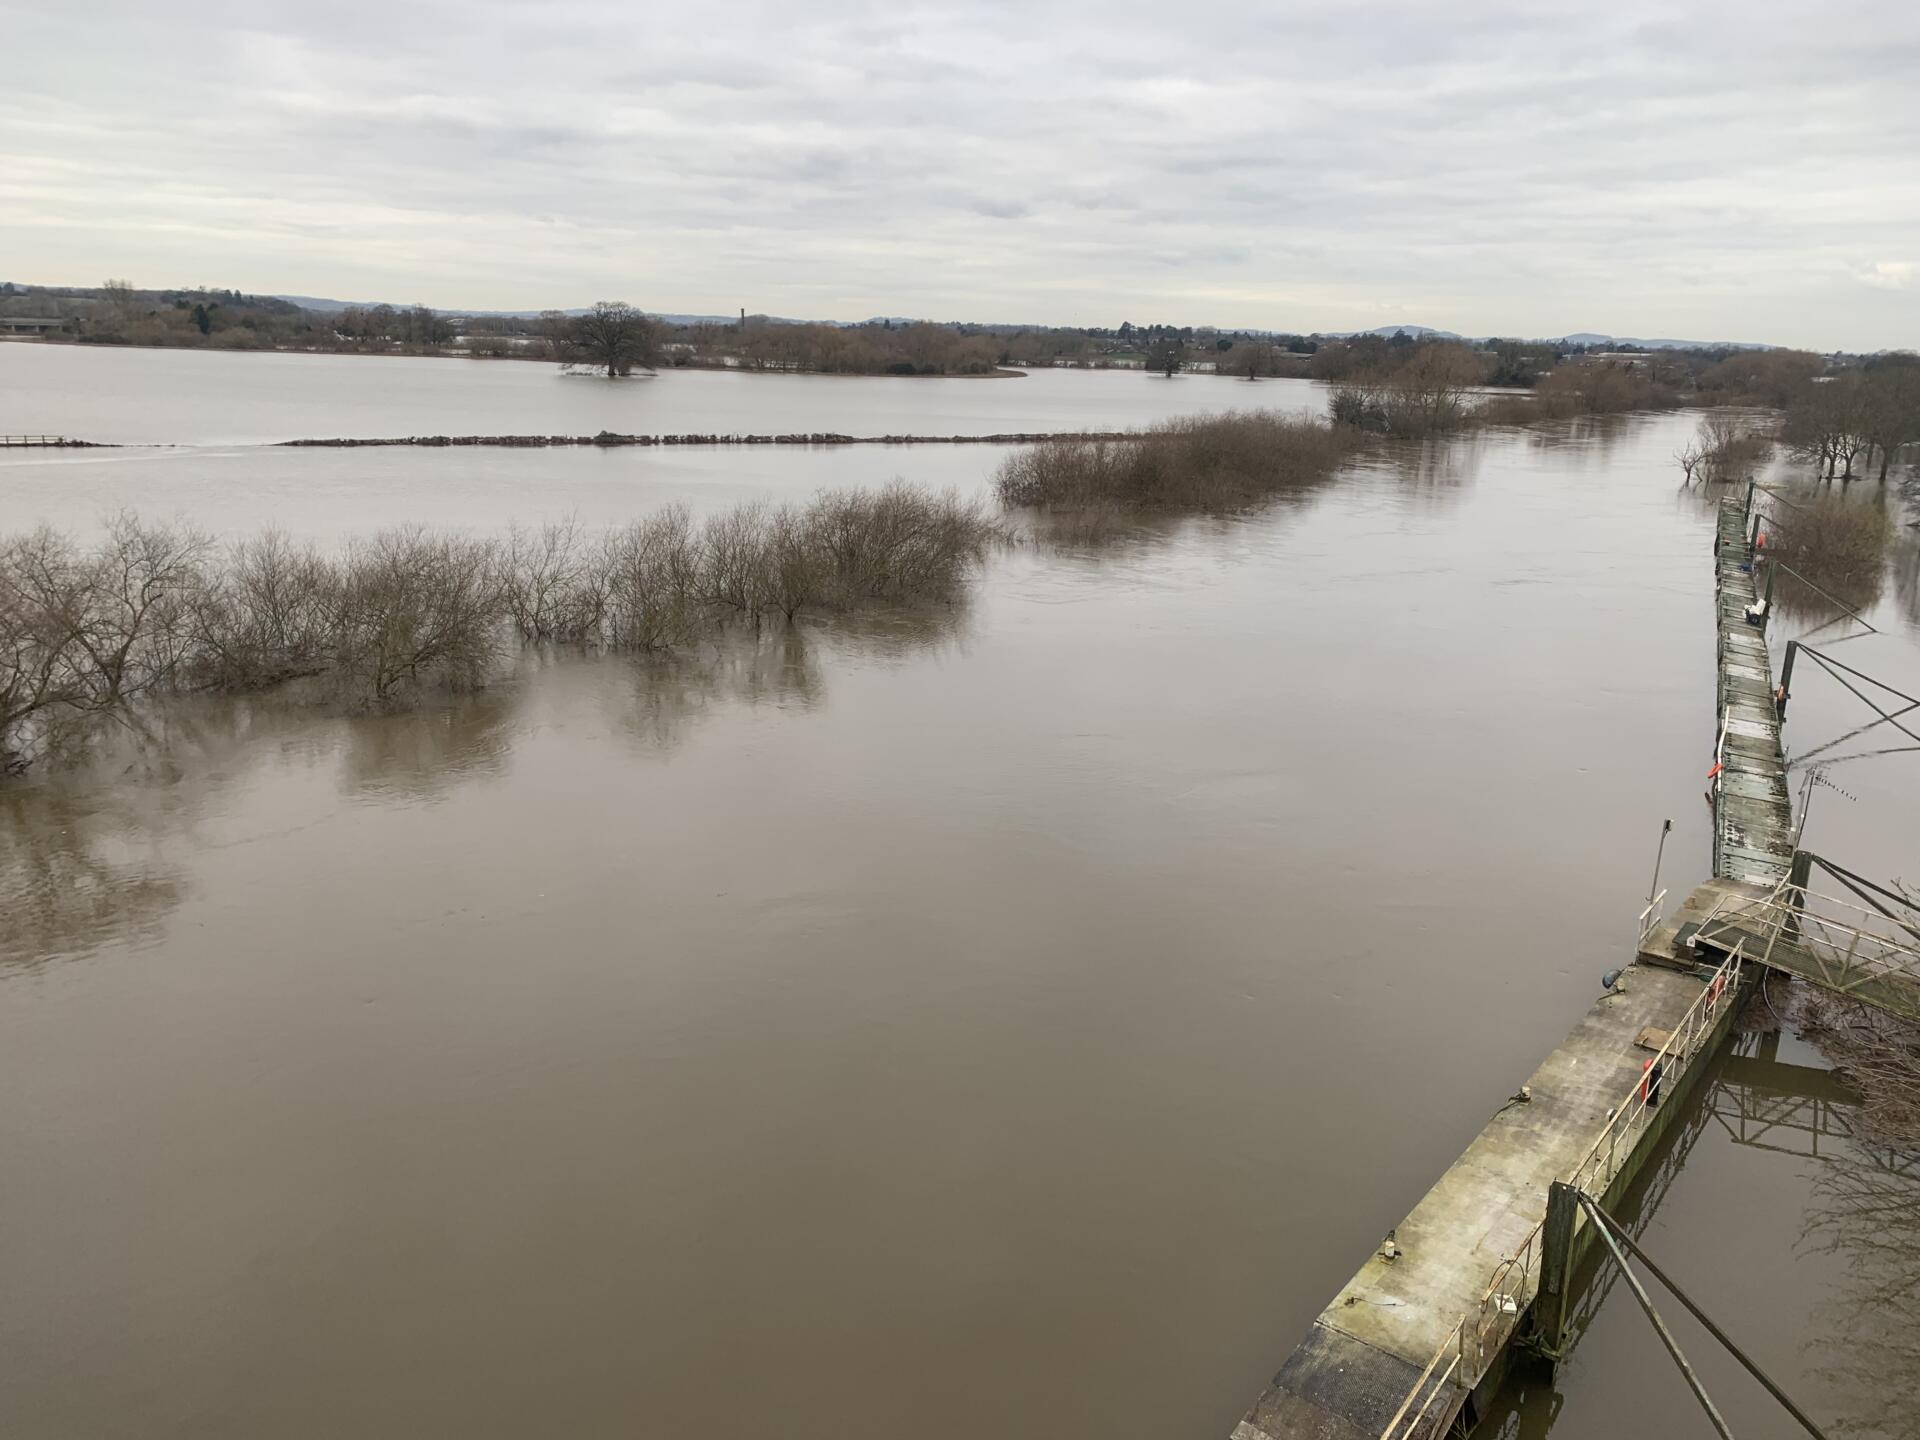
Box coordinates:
[2,352,1917,1439]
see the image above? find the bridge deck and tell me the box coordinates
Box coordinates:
[1680,884,1920,1024]
[1713,494,1794,884]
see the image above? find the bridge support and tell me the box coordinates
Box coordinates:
[1533,1181,1580,1363]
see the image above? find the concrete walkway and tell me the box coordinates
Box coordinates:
[1231,946,1728,1439]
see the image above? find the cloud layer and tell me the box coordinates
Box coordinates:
[5,0,1918,348]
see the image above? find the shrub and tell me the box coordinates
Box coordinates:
[330,529,502,705]
[0,488,1004,774]
[1767,495,1893,593]
[995,411,1363,513]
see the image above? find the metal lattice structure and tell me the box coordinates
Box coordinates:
[1690,881,1920,1024]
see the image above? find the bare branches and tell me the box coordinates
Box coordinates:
[0,491,1001,774]
[566,301,662,378]
[1676,414,1774,485]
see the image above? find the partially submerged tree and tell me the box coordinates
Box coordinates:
[1785,376,1873,481]
[570,301,662,377]
[1145,338,1185,378]
[1860,354,1920,483]
[1677,413,1774,485]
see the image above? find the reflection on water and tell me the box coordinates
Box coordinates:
[1801,1153,1920,1440]
[1773,564,1887,629]
[0,787,186,969]
[610,631,825,751]
[1482,1017,1920,1439]
[1893,533,1920,631]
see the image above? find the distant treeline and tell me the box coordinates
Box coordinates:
[7,281,1909,396]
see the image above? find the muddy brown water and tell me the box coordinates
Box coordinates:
[1,350,1916,1439]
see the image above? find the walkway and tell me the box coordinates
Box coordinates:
[1712,492,1793,884]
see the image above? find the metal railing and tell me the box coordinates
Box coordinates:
[1377,1219,1545,1440]
[0,435,69,446]
[1566,945,1744,1199]
[1378,944,1747,1439]
[1694,881,1920,1018]
[1637,888,1668,950]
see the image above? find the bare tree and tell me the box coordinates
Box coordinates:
[1860,356,1920,484]
[499,518,603,641]
[77,514,211,707]
[0,529,90,769]
[191,529,334,688]
[1221,341,1276,380]
[1388,343,1482,429]
[1678,414,1772,485]
[602,508,700,650]
[330,530,502,706]
[700,503,776,621]
[1145,338,1185,378]
[1674,436,1710,485]
[570,301,661,377]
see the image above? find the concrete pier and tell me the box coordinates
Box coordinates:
[1230,493,1790,1439]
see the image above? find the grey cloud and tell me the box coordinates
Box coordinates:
[2,0,1917,347]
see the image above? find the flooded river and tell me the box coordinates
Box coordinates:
[2,349,1916,1438]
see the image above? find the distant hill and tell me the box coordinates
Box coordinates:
[1323,324,1464,341]
[1554,332,1774,351]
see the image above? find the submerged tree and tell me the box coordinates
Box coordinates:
[571,301,661,377]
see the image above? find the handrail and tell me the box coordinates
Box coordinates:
[1699,882,1920,992]
[1637,888,1668,949]
[1377,1319,1464,1440]
[1378,944,1746,1438]
[1567,945,1743,1197]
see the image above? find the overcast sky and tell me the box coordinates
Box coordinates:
[5,0,1918,349]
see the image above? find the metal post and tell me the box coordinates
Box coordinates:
[1575,1194,1735,1440]
[1648,818,1672,907]
[1534,1181,1580,1363]
[1780,640,1798,698]
[1744,478,1755,518]
[1582,1197,1830,1440]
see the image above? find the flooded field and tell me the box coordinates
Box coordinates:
[2,350,1916,1439]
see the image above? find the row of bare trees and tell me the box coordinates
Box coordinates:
[1,487,996,773]
[1782,358,1920,482]
[727,321,1003,376]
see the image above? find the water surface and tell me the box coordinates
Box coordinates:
[1,350,1916,1440]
